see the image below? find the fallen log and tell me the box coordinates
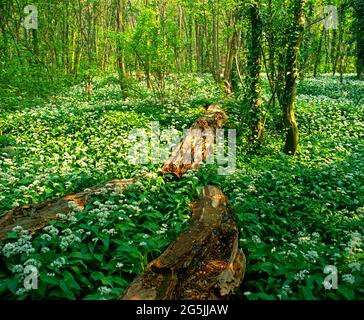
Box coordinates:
[0,104,228,238]
[121,185,245,300]
[0,104,246,300]
[0,179,135,241]
[161,104,228,178]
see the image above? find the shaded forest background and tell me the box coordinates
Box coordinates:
[0,0,363,98]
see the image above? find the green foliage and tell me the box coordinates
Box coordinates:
[220,75,364,300]
[0,74,363,300]
[0,175,199,300]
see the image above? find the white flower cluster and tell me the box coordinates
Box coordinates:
[56,212,78,224]
[156,223,168,235]
[348,262,362,272]
[247,184,257,193]
[12,226,29,237]
[11,259,40,282]
[67,201,82,212]
[345,232,362,256]
[2,234,34,258]
[98,286,112,298]
[41,247,50,253]
[294,270,309,281]
[16,288,31,296]
[59,228,82,251]
[312,232,320,239]
[24,258,41,268]
[11,264,24,274]
[40,234,52,241]
[102,228,117,236]
[88,201,118,226]
[124,203,142,215]
[285,250,298,258]
[43,225,59,237]
[297,231,320,246]
[342,274,355,285]
[50,257,67,269]
[282,284,293,295]
[304,250,319,263]
[252,235,262,244]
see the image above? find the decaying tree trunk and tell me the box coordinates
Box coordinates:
[121,185,245,300]
[161,105,228,178]
[0,179,135,241]
[0,105,245,300]
[0,105,228,238]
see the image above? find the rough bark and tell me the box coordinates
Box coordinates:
[248,3,264,144]
[161,104,228,178]
[281,0,305,155]
[0,179,135,241]
[116,0,127,97]
[0,106,228,237]
[0,106,245,300]
[354,0,364,78]
[212,0,220,81]
[120,185,245,300]
[313,26,324,78]
[224,15,238,85]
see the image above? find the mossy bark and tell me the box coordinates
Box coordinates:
[281,0,306,155]
[248,3,264,144]
[121,186,245,300]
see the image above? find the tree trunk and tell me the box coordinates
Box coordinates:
[331,29,337,75]
[281,0,305,155]
[267,0,276,88]
[333,20,344,76]
[354,0,364,78]
[324,29,330,73]
[0,179,136,241]
[224,19,238,85]
[121,185,245,300]
[248,3,264,144]
[116,0,127,97]
[1,107,228,236]
[212,0,220,81]
[161,105,228,178]
[313,26,324,78]
[71,31,77,73]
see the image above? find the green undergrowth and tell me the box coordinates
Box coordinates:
[0,74,363,300]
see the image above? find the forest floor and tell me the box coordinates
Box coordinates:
[0,74,363,300]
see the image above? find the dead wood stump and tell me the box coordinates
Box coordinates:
[120,185,245,300]
[161,104,228,178]
[0,179,135,241]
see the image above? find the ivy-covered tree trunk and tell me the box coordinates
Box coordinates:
[281,0,306,155]
[313,26,324,78]
[353,0,364,78]
[248,3,264,144]
[116,0,128,98]
[212,0,221,82]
